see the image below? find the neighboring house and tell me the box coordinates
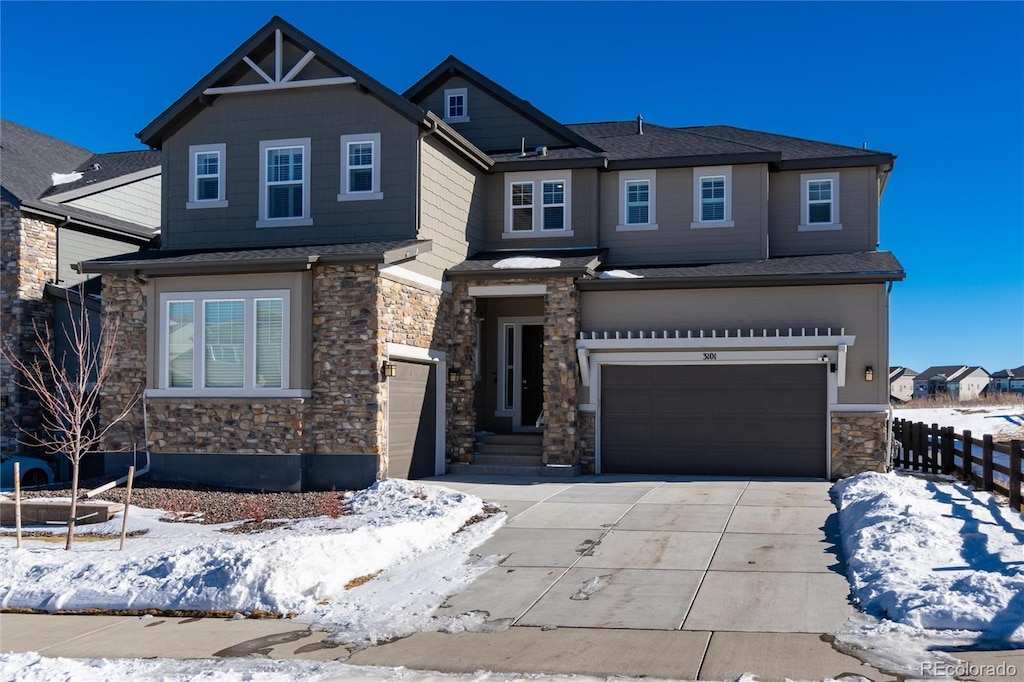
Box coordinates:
[989,366,1024,394]
[0,119,160,457]
[889,366,917,403]
[912,366,991,400]
[81,17,904,490]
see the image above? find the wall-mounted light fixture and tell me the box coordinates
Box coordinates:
[448,367,460,383]
[865,366,874,382]
[382,361,397,379]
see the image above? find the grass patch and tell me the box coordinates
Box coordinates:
[344,571,381,590]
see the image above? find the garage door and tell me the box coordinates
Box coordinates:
[388,361,437,479]
[601,364,826,477]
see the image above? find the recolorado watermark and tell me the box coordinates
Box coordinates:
[921,661,1017,678]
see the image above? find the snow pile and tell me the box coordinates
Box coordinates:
[492,257,561,269]
[833,472,1024,643]
[0,480,504,646]
[50,171,83,186]
[597,270,643,279]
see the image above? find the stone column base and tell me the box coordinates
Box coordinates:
[831,411,889,479]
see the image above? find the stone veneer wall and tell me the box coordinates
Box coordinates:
[100,274,148,450]
[578,411,596,473]
[1,200,57,455]
[146,400,310,453]
[830,411,890,478]
[542,278,579,466]
[310,264,385,475]
[448,277,581,467]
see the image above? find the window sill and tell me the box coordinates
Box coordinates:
[798,223,843,232]
[186,200,228,209]
[146,389,311,399]
[337,191,384,202]
[616,223,659,232]
[444,116,470,124]
[256,218,314,229]
[690,220,735,229]
[502,230,575,239]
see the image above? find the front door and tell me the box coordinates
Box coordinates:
[520,324,544,428]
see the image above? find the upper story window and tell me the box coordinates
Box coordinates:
[159,290,290,395]
[186,143,227,209]
[617,170,658,231]
[504,171,572,238]
[338,133,383,201]
[799,171,842,231]
[444,87,469,123]
[258,138,312,228]
[691,166,734,228]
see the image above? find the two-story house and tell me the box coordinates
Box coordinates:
[989,366,1024,395]
[1,119,160,458]
[912,366,991,401]
[82,17,904,490]
[889,367,917,403]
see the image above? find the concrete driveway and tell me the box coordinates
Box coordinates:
[428,475,853,633]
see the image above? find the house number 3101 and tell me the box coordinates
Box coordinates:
[703,352,717,361]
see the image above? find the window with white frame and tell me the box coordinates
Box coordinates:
[338,133,383,201]
[187,143,227,209]
[444,87,469,122]
[160,290,289,394]
[504,171,572,237]
[617,170,657,230]
[799,171,841,230]
[691,166,734,228]
[258,138,311,227]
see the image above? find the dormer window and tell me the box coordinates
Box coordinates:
[187,143,227,209]
[444,87,469,123]
[338,133,383,201]
[799,171,842,231]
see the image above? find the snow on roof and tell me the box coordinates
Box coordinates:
[50,171,83,186]
[491,256,562,269]
[598,269,643,279]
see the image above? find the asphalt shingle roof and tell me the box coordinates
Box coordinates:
[1,119,94,203]
[42,150,161,198]
[681,125,888,162]
[567,121,771,161]
[447,248,605,276]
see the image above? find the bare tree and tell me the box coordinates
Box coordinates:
[2,296,139,549]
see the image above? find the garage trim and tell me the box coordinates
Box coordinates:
[386,342,447,476]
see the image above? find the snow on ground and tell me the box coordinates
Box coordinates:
[894,404,1024,441]
[1,653,700,682]
[0,479,504,647]
[832,472,1024,674]
[491,257,561,269]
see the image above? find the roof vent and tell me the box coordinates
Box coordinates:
[535,146,547,156]
[862,142,867,150]
[519,137,527,158]
[91,163,101,171]
[637,114,644,135]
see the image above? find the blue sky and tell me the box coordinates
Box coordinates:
[2,1,1021,373]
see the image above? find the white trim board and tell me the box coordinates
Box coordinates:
[378,265,451,294]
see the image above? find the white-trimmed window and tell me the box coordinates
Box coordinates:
[338,132,383,201]
[617,170,657,231]
[187,143,227,209]
[504,171,572,237]
[444,87,469,123]
[158,290,292,396]
[691,166,734,228]
[799,172,842,231]
[258,138,311,228]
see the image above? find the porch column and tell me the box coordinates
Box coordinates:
[542,277,579,466]
[448,281,477,461]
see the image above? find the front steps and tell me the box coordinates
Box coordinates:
[447,433,578,477]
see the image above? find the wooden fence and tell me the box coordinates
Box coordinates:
[891,418,1022,512]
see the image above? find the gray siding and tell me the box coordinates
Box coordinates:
[768,167,878,256]
[599,165,768,266]
[66,175,162,229]
[416,76,568,153]
[59,228,140,286]
[161,86,419,250]
[481,169,599,251]
[413,134,485,279]
[580,283,889,405]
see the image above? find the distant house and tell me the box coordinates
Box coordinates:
[989,366,1024,395]
[889,366,917,402]
[0,119,160,456]
[912,366,990,401]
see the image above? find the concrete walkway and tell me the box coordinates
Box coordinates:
[2,475,1020,680]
